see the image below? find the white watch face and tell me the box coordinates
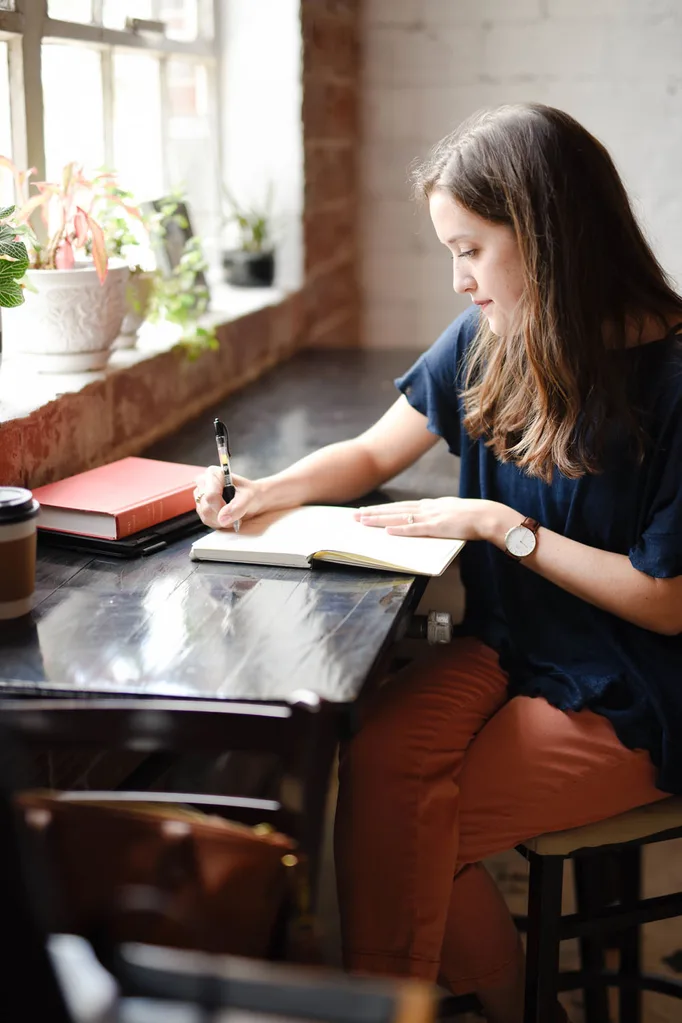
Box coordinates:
[505,524,537,558]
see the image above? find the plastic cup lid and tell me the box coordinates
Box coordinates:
[0,487,40,523]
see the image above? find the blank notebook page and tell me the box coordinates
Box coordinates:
[191,506,464,575]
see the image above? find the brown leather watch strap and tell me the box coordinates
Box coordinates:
[504,516,540,560]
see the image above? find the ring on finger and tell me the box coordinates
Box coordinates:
[194,490,204,504]
[407,513,414,525]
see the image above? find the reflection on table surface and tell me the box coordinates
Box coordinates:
[2,538,417,702]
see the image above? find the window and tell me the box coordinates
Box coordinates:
[0,39,13,205]
[0,0,220,250]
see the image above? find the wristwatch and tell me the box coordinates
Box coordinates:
[504,516,540,560]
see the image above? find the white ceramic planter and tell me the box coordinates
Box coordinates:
[2,259,129,372]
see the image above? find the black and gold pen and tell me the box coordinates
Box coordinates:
[214,417,240,532]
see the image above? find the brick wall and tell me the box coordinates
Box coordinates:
[361,0,682,349]
[302,0,361,348]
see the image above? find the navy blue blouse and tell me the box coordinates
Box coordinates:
[396,305,682,794]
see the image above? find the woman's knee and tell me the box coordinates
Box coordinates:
[339,637,508,784]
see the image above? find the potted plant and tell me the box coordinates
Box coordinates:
[0,160,137,372]
[0,204,29,376]
[221,185,275,288]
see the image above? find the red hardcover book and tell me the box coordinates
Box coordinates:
[33,457,206,540]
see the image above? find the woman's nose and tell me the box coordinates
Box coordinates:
[452,264,475,295]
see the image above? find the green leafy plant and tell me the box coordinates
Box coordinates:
[144,198,217,356]
[222,184,273,253]
[96,198,145,264]
[0,158,139,283]
[0,204,28,308]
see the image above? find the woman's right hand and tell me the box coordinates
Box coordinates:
[193,467,265,530]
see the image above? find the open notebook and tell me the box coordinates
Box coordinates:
[189,505,465,576]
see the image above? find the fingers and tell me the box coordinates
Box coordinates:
[359,512,418,527]
[385,524,428,536]
[194,489,224,529]
[194,466,224,498]
[217,500,240,527]
[354,502,419,519]
[194,466,231,529]
[217,485,258,529]
[356,503,421,529]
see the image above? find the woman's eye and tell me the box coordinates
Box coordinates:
[458,249,476,259]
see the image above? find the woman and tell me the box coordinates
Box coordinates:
[194,104,682,1023]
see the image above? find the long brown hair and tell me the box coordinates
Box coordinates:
[412,104,682,481]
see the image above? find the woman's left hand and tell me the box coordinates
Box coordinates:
[354,497,500,542]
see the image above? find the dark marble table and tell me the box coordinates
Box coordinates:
[0,349,458,704]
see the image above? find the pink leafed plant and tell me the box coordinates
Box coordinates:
[0,158,141,284]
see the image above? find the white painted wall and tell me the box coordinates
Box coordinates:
[361,0,682,349]
[218,0,304,290]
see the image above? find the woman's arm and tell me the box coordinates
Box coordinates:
[258,396,439,510]
[195,397,439,530]
[358,497,682,637]
[485,503,682,637]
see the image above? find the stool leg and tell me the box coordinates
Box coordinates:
[524,853,564,1023]
[618,846,642,1023]
[574,856,611,1023]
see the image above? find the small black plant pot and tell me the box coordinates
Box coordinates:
[221,249,275,288]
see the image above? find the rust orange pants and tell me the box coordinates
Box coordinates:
[334,638,667,994]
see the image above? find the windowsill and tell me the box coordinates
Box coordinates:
[0,281,289,423]
[0,281,306,488]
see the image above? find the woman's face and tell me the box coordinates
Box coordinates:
[429,189,525,336]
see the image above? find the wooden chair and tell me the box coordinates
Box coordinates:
[0,718,437,1023]
[520,796,682,1023]
[0,694,343,896]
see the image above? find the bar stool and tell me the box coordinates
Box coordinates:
[520,795,682,1023]
[439,797,682,1023]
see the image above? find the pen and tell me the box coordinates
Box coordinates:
[213,417,240,532]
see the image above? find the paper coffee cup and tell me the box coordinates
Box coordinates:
[0,486,40,620]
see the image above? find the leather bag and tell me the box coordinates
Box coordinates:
[16,792,308,959]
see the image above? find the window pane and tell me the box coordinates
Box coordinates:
[166,59,219,245]
[102,0,153,31]
[197,0,213,38]
[0,1,16,12]
[48,0,93,23]
[158,0,198,42]
[42,44,105,180]
[0,41,12,207]
[113,53,163,201]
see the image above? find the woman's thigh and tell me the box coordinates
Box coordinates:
[456,694,668,867]
[351,637,509,761]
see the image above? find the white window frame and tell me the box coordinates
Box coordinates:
[0,0,221,197]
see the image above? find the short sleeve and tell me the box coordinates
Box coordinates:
[394,306,479,457]
[629,405,682,579]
